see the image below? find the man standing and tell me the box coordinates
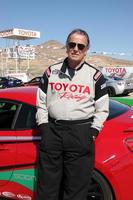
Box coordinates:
[36,28,109,200]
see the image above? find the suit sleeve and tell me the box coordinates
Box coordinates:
[91,73,109,133]
[36,68,50,125]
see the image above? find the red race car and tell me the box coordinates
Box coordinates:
[0,87,133,200]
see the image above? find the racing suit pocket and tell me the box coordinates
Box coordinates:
[72,122,95,155]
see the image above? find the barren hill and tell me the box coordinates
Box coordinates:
[1,40,133,76]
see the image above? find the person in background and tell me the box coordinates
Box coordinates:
[36,28,109,200]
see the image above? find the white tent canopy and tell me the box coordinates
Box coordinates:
[0,28,40,40]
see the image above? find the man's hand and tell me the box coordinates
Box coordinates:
[92,136,96,141]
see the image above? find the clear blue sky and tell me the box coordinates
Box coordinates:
[0,0,133,60]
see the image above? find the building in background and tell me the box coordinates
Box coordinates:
[0,28,40,82]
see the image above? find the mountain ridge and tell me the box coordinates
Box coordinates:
[0,40,133,76]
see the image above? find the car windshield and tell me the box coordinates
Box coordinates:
[105,76,123,81]
[112,77,123,81]
[108,99,130,120]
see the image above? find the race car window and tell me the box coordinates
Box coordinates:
[0,100,18,129]
[108,99,129,120]
[15,103,37,129]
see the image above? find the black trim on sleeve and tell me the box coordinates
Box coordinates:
[39,67,51,93]
[94,74,108,101]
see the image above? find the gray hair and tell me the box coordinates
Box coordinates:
[66,29,90,48]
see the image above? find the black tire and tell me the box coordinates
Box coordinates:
[1,85,6,89]
[87,170,114,200]
[122,92,129,96]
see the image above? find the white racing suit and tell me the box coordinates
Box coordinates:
[36,58,109,200]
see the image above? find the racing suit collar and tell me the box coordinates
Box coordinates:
[61,58,85,73]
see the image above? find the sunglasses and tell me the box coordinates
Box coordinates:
[68,42,86,51]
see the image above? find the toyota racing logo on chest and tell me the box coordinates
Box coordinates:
[49,82,90,101]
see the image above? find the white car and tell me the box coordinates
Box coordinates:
[105,75,125,96]
[123,78,133,95]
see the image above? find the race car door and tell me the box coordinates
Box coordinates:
[0,100,18,185]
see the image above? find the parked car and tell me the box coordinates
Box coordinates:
[122,78,133,95]
[0,87,133,200]
[24,76,42,86]
[0,76,23,89]
[105,75,125,96]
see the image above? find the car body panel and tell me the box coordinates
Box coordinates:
[0,130,17,186]
[0,87,37,106]
[0,87,133,200]
[123,78,133,95]
[95,110,133,200]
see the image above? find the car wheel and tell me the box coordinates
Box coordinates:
[107,87,116,97]
[87,170,114,200]
[1,85,6,89]
[122,92,129,96]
